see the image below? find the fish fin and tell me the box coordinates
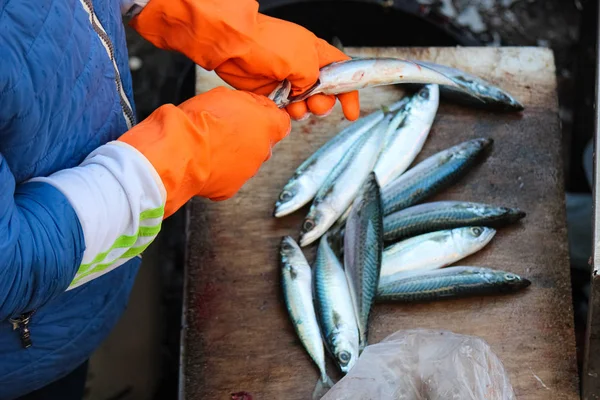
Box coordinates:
[312,374,335,399]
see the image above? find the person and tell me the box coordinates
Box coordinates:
[0,0,360,398]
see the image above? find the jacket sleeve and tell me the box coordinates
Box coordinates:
[0,155,84,321]
[0,141,166,320]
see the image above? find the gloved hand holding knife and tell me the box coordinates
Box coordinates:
[125,0,360,215]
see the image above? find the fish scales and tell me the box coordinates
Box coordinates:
[279,236,331,386]
[383,201,525,242]
[343,173,383,350]
[382,138,492,215]
[376,266,531,302]
[314,235,359,374]
[379,226,496,286]
[300,116,389,246]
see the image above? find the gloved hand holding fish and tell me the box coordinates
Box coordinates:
[274,56,530,398]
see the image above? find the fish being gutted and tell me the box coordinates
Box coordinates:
[279,236,333,394]
[379,226,496,286]
[343,174,383,350]
[269,58,458,107]
[382,138,492,215]
[269,58,522,112]
[374,84,439,186]
[299,116,389,247]
[314,234,360,374]
[377,266,531,302]
[274,98,408,218]
[383,201,525,243]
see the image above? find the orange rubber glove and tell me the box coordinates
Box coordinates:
[118,87,290,218]
[129,0,360,121]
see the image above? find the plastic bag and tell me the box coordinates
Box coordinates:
[321,329,515,400]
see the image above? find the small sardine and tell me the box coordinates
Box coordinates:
[280,236,333,391]
[376,266,531,302]
[382,138,492,215]
[379,226,496,286]
[410,60,524,111]
[374,84,439,186]
[269,58,459,107]
[384,201,526,243]
[314,234,360,374]
[300,116,389,246]
[274,98,408,217]
[343,173,383,350]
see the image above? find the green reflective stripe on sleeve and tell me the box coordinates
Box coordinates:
[72,241,155,286]
[77,222,161,271]
[139,224,162,237]
[140,206,164,220]
[75,206,164,274]
[79,234,138,269]
[120,241,153,259]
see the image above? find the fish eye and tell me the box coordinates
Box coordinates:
[279,190,293,202]
[470,227,483,236]
[504,273,516,281]
[419,89,430,99]
[280,241,293,251]
[303,219,315,232]
[338,351,351,364]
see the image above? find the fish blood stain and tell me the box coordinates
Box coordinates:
[352,70,365,81]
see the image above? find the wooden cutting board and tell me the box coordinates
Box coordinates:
[182,47,579,399]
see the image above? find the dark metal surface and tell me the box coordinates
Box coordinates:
[581,1,600,397]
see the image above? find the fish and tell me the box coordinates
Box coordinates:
[269,58,459,107]
[381,138,492,215]
[376,266,531,302]
[379,226,496,286]
[409,60,524,111]
[374,84,439,186]
[279,236,333,396]
[343,173,383,350]
[383,201,526,243]
[313,234,360,374]
[274,98,408,218]
[269,58,522,112]
[299,116,389,247]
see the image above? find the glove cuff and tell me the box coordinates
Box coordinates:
[118,104,212,218]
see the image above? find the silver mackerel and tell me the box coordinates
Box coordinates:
[280,236,332,390]
[300,116,389,246]
[343,173,383,350]
[314,234,360,374]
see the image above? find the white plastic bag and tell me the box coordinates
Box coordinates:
[321,329,515,400]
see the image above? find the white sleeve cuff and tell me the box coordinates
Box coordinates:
[121,0,149,17]
[31,141,166,289]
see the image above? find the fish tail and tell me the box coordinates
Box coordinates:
[311,374,335,399]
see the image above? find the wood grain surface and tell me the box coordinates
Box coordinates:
[183,47,579,399]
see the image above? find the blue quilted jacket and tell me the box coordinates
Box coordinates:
[0,0,141,398]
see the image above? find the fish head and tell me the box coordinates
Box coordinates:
[453,226,496,253]
[413,84,440,107]
[489,270,531,292]
[452,138,494,160]
[279,236,308,275]
[482,87,524,112]
[299,205,336,247]
[330,332,359,374]
[274,178,312,217]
